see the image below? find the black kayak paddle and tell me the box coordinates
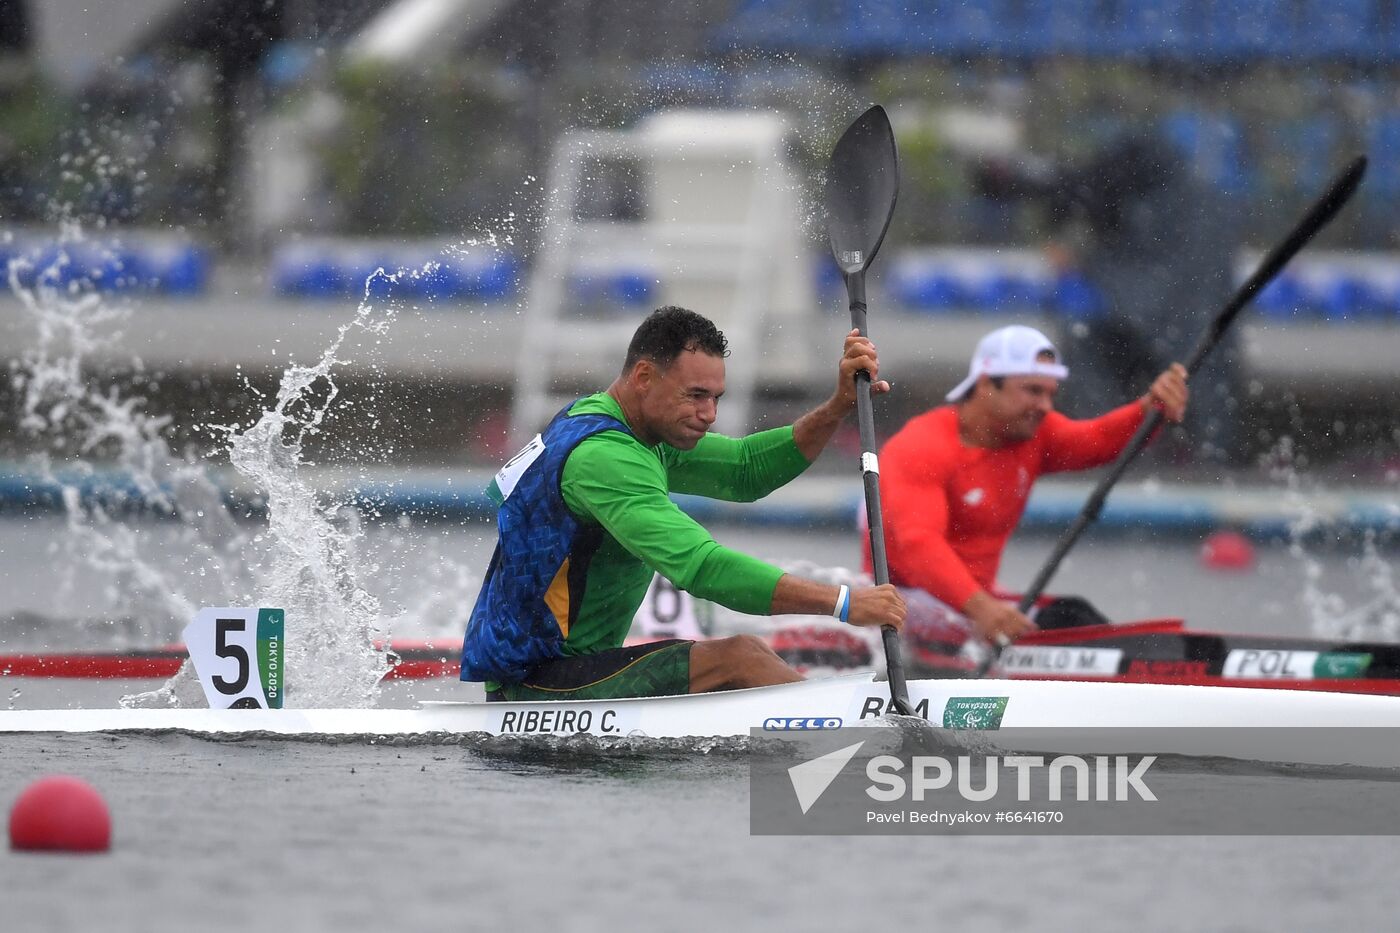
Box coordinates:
[825,104,913,715]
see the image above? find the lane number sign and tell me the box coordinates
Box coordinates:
[184,607,285,709]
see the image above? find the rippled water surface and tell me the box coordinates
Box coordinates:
[4,730,1400,933]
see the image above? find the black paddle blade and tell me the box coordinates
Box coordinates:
[826,105,900,276]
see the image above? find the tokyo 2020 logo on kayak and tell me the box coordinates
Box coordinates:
[942,696,1009,730]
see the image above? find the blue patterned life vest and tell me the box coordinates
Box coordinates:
[460,405,632,683]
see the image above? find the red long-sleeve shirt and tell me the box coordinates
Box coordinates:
[871,402,1147,609]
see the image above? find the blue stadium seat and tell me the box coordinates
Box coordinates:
[847,0,910,52]
[271,248,348,298]
[261,41,319,88]
[1308,0,1374,57]
[1009,0,1055,54]
[1073,0,1166,55]
[930,0,1003,53]
[271,242,517,302]
[0,237,206,296]
[1366,112,1400,198]
[362,270,398,302]
[815,255,844,298]
[143,242,210,295]
[1371,0,1400,58]
[1025,0,1089,53]
[569,270,656,310]
[1253,275,1309,319]
[5,243,51,289]
[717,0,1399,64]
[967,270,1045,311]
[479,255,521,301]
[1207,0,1276,60]
[408,262,467,300]
[1384,281,1400,320]
[610,272,655,307]
[1313,274,1388,321]
[1163,109,1252,194]
[63,242,123,290]
[403,253,519,301]
[889,263,966,312]
[1049,271,1104,319]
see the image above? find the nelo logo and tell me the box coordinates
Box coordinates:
[763,717,843,730]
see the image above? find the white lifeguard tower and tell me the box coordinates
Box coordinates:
[509,109,818,445]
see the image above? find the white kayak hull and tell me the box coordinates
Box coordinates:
[6,674,1400,767]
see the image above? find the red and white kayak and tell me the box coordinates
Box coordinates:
[5,671,1400,767]
[768,618,1400,696]
[7,618,1400,696]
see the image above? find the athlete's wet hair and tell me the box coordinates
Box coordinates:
[622,306,730,373]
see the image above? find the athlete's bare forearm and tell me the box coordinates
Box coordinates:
[791,329,890,460]
[770,574,906,629]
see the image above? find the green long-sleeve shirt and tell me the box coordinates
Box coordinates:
[555,392,811,657]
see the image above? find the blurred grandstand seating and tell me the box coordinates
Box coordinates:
[3,231,1393,325]
[267,238,670,311]
[0,232,209,296]
[721,0,1400,61]
[269,239,520,302]
[720,0,1400,219]
[566,269,657,312]
[876,246,1400,322]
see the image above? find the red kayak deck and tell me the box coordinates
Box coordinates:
[5,622,1399,696]
[0,640,460,681]
[901,619,1400,696]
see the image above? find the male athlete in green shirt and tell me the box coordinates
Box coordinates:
[462,306,906,700]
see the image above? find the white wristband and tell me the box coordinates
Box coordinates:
[832,584,850,622]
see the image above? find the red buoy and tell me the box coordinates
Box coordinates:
[1200,530,1256,571]
[8,775,111,853]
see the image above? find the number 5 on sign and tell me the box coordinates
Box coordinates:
[183,608,285,709]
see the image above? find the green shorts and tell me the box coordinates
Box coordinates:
[490,640,693,701]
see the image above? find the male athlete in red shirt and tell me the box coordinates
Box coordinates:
[873,325,1188,645]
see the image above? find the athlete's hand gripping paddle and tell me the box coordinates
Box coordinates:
[825,105,913,716]
[975,154,1368,679]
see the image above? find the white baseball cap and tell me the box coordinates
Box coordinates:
[946,325,1069,402]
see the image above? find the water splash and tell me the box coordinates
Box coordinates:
[218,276,400,707]
[6,233,480,709]
[1266,437,1400,641]
[9,228,251,641]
